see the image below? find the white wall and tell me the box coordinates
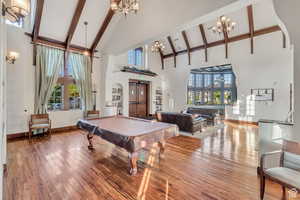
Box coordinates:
[103,49,166,116]
[6,26,103,135]
[141,31,292,122]
[0,1,6,199]
[273,0,300,142]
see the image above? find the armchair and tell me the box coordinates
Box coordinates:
[260,140,300,200]
[28,114,52,141]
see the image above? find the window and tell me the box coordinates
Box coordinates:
[128,47,143,66]
[187,65,237,105]
[195,74,202,88]
[48,60,81,111]
[204,74,212,88]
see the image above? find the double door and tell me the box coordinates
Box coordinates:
[129,81,149,118]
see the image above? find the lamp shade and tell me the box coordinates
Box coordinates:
[6,0,30,18]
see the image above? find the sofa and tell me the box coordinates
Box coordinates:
[156,112,205,134]
[186,106,224,125]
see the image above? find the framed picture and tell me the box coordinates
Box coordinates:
[251,88,274,101]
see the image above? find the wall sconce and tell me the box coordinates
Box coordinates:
[6,51,19,64]
[2,0,30,23]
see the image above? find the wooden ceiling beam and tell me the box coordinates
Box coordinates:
[25,33,90,53]
[32,0,45,42]
[181,31,191,65]
[199,24,208,62]
[247,5,254,54]
[167,36,177,68]
[66,0,86,51]
[163,25,281,59]
[159,48,165,70]
[282,32,286,48]
[91,0,121,54]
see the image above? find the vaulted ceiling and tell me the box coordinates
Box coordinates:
[30,0,282,57]
[160,0,280,57]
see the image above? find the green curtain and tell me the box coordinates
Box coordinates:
[69,52,93,111]
[35,45,64,114]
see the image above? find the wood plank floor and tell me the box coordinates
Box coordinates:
[5,122,283,200]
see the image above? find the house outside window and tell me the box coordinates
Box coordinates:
[187,65,237,105]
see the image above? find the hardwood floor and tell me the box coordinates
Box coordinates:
[5,122,283,200]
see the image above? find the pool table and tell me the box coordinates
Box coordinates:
[77,116,179,175]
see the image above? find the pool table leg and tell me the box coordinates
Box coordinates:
[158,141,166,159]
[129,152,138,176]
[87,133,94,150]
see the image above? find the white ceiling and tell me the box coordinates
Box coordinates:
[36,0,279,55]
[149,0,279,56]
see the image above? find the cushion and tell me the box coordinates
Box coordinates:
[265,167,300,188]
[32,118,49,124]
[284,152,300,171]
[31,124,50,129]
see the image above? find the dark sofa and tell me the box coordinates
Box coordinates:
[186,106,224,125]
[156,112,205,134]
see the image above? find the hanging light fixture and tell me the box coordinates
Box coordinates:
[210,15,236,35]
[2,0,30,23]
[110,0,139,16]
[151,41,165,53]
[83,21,89,56]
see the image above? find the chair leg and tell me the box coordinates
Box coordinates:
[282,186,286,200]
[28,128,31,142]
[260,175,265,200]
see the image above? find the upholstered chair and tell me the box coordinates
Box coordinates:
[260,140,300,200]
[28,114,52,141]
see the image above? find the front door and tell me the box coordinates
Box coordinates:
[129,80,148,118]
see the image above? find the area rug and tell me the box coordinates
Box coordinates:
[179,123,225,139]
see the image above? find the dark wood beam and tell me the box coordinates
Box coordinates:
[199,24,208,62]
[25,33,90,53]
[282,32,286,48]
[66,0,86,51]
[159,48,165,70]
[32,0,45,42]
[167,36,177,68]
[163,25,281,58]
[91,0,121,54]
[247,5,254,54]
[181,31,191,65]
[221,19,229,59]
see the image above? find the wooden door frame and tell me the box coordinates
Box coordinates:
[129,79,150,117]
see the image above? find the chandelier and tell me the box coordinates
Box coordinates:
[211,15,236,35]
[151,41,165,52]
[2,0,31,23]
[110,0,139,15]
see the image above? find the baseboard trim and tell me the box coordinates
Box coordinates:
[7,125,78,141]
[224,119,259,126]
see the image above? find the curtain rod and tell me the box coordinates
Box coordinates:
[31,42,99,59]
